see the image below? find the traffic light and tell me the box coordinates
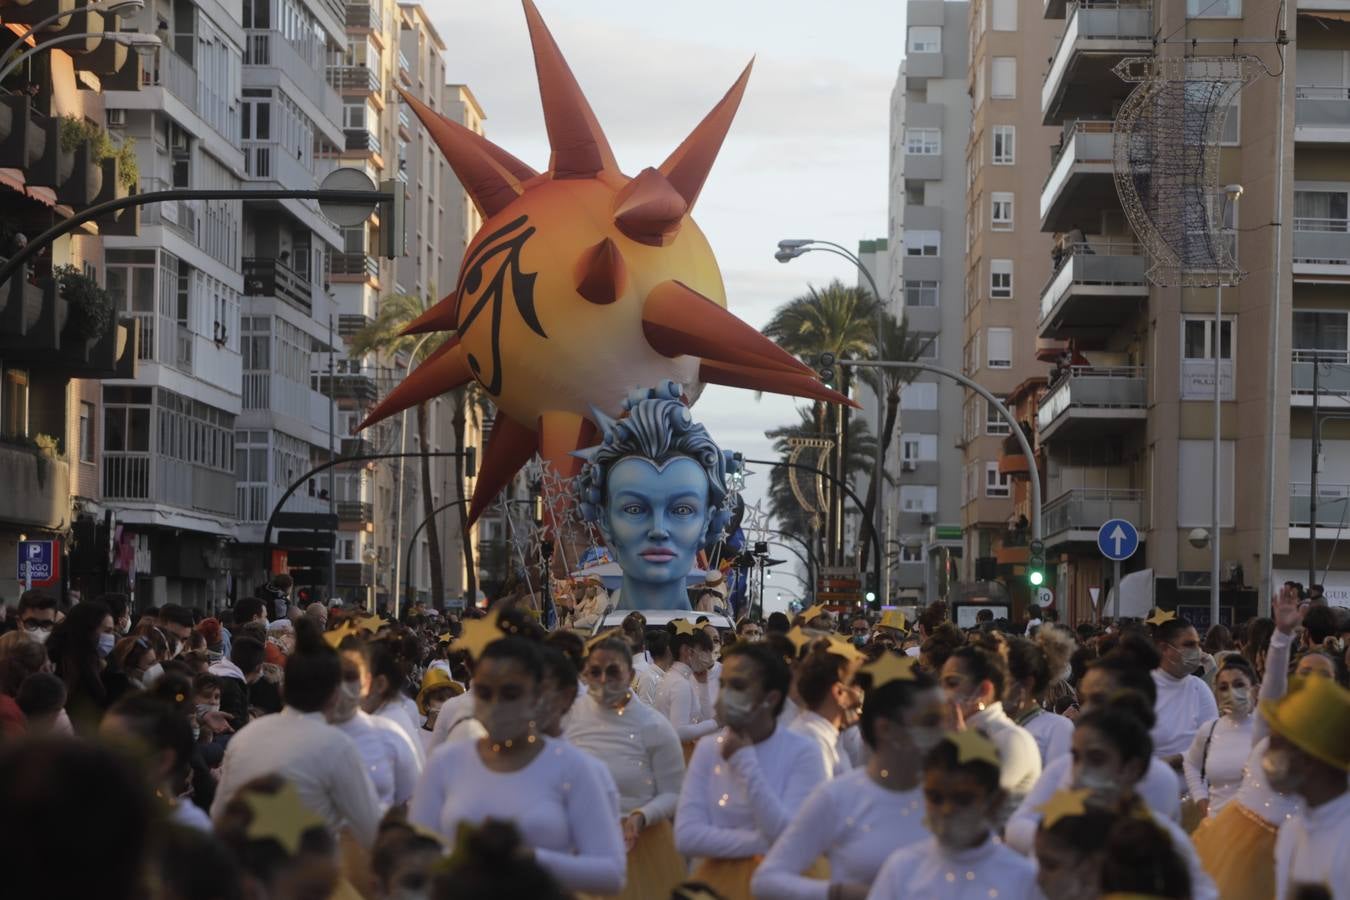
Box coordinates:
[1028,540,1046,587]
[379,179,407,259]
[817,351,836,387]
[864,572,879,610]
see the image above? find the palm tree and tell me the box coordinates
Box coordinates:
[350,294,467,609]
[765,407,877,562]
[764,280,878,563]
[855,310,935,569]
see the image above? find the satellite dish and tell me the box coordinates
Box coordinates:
[319,167,378,228]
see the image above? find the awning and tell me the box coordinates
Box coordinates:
[1301,10,1350,22]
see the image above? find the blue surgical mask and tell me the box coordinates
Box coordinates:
[97,632,116,659]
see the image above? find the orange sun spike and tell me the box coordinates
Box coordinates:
[574,237,627,305]
[643,280,816,376]
[522,0,617,178]
[612,168,688,247]
[357,339,472,430]
[659,59,753,211]
[698,360,861,409]
[402,291,460,335]
[538,410,598,482]
[398,89,530,217]
[467,414,540,526]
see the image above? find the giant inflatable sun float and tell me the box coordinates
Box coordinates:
[359,0,852,524]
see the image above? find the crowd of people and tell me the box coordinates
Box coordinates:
[0,578,1348,900]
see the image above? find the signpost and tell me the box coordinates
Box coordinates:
[16,539,60,592]
[1097,519,1140,621]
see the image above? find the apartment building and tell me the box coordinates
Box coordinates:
[962,0,1057,614]
[886,0,971,606]
[0,13,137,600]
[1031,0,1315,622]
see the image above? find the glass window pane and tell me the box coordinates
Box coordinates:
[1184,320,1208,358]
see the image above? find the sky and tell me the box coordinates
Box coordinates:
[427,1,908,605]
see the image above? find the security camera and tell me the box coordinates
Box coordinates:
[1187,528,1210,550]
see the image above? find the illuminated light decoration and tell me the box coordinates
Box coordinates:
[358,0,853,526]
[1112,56,1263,288]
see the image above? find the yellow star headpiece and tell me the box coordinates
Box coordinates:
[785,625,815,654]
[1037,788,1092,829]
[323,620,359,649]
[1145,608,1177,626]
[799,603,828,624]
[825,634,866,665]
[354,614,386,633]
[945,729,1001,769]
[878,609,908,632]
[670,618,697,636]
[242,781,326,855]
[585,627,623,654]
[858,652,919,689]
[450,609,504,661]
[438,631,454,645]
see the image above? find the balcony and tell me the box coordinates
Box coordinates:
[1289,482,1350,539]
[1039,240,1148,339]
[1037,366,1147,441]
[1043,488,1145,545]
[103,452,235,518]
[326,252,380,282]
[0,441,71,530]
[313,367,379,402]
[1292,217,1350,278]
[243,29,343,128]
[1045,0,1069,18]
[346,2,382,32]
[1042,1,1152,126]
[1295,85,1350,144]
[1041,120,1116,232]
[1291,350,1350,406]
[327,64,381,96]
[140,46,198,111]
[0,277,135,377]
[244,257,312,313]
[343,128,382,156]
[904,153,942,182]
[337,500,374,523]
[398,50,412,86]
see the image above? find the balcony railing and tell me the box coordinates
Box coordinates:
[327,64,381,94]
[244,29,342,125]
[244,256,312,312]
[243,139,318,190]
[346,2,382,31]
[1041,120,1115,227]
[1292,349,1350,396]
[1290,482,1350,528]
[104,452,235,517]
[1295,84,1350,135]
[1043,1,1152,119]
[141,46,198,110]
[343,128,381,155]
[397,50,412,82]
[337,500,374,522]
[1038,366,1147,433]
[1044,488,1145,538]
[1040,240,1148,327]
[1293,217,1350,268]
[326,252,379,279]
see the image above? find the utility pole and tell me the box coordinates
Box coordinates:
[327,312,337,603]
[1311,354,1321,587]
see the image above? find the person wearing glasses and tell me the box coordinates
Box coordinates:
[16,591,58,643]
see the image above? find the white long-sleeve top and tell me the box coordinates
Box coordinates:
[335,709,421,811]
[632,660,664,705]
[1275,790,1350,900]
[427,688,487,749]
[372,696,426,765]
[1226,630,1302,826]
[675,725,827,860]
[1151,668,1219,758]
[408,737,626,894]
[1005,751,1182,854]
[967,701,1041,822]
[752,768,926,900]
[788,710,850,779]
[1181,712,1253,813]
[210,707,382,847]
[1017,707,1074,766]
[865,835,1038,900]
[564,692,685,824]
[653,661,718,743]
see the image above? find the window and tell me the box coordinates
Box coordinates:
[965,333,981,375]
[992,192,1014,230]
[1294,189,1349,231]
[985,461,1011,498]
[915,333,939,360]
[900,485,938,513]
[908,26,941,53]
[904,230,941,257]
[905,127,941,155]
[990,259,1013,299]
[901,382,938,410]
[899,543,924,563]
[1187,0,1241,17]
[992,0,1018,30]
[342,103,365,130]
[901,433,939,463]
[1181,314,1235,399]
[985,399,1012,435]
[1,367,28,439]
[1293,310,1349,356]
[992,125,1015,164]
[991,57,1017,98]
[987,327,1013,368]
[1183,317,1233,361]
[904,280,939,307]
[79,402,95,462]
[1220,97,1240,146]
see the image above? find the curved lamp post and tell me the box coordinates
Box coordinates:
[0,0,146,73]
[0,31,160,83]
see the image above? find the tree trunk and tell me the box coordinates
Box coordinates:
[835,368,852,567]
[858,386,901,570]
[416,404,446,608]
[453,392,477,609]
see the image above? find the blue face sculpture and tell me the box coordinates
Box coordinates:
[599,457,712,609]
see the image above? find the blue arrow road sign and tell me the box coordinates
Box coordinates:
[1097,519,1139,562]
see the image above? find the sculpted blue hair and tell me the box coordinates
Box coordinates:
[574,382,738,546]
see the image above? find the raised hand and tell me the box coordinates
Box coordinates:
[1273,584,1305,636]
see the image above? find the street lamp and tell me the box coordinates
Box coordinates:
[390,333,434,601]
[776,237,888,604]
[0,0,146,73]
[1212,183,1243,628]
[0,31,160,83]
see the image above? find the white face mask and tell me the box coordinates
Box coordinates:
[717,687,760,729]
[143,662,165,687]
[97,633,116,659]
[925,806,989,850]
[1072,765,1124,800]
[475,698,536,745]
[27,629,50,646]
[330,681,363,723]
[587,680,629,708]
[906,725,946,755]
[1218,685,1252,717]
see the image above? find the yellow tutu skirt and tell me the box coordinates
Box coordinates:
[1192,801,1278,900]
[689,855,827,900]
[580,820,686,900]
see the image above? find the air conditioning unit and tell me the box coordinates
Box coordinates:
[170,127,189,153]
[107,109,126,127]
[920,513,934,526]
[901,460,917,472]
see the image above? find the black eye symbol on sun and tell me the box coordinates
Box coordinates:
[456,215,544,397]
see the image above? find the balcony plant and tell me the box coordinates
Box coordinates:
[54,264,115,342]
[59,116,138,191]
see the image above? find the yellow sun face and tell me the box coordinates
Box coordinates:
[360,0,850,524]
